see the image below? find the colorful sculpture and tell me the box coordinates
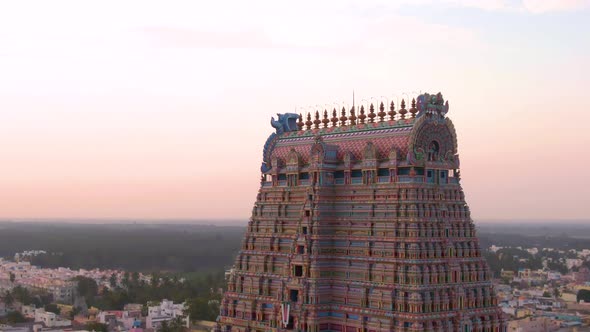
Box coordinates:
[416,92,449,118]
[218,93,506,332]
[271,113,300,135]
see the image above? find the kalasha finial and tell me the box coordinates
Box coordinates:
[313,111,321,129]
[368,103,376,123]
[399,99,407,119]
[331,108,338,127]
[349,107,357,125]
[378,102,386,122]
[305,112,313,130]
[388,101,396,121]
[358,105,366,124]
[340,107,348,126]
[297,113,304,131]
[322,110,330,128]
[410,98,417,118]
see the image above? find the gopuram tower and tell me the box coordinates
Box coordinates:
[217,93,506,332]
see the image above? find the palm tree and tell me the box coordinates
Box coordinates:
[553,287,561,300]
[3,290,14,307]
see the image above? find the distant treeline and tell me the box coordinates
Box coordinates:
[1,221,590,274]
[477,232,590,252]
[0,222,245,272]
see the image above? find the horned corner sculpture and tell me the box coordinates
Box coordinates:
[218,92,507,332]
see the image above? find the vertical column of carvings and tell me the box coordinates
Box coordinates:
[309,181,334,325]
[452,180,504,327]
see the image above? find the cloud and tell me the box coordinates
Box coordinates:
[521,0,590,13]
[448,0,590,13]
[383,0,590,13]
[140,26,276,49]
[138,2,480,53]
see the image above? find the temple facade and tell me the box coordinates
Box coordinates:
[217,93,507,332]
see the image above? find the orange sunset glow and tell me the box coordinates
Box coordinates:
[0,0,588,222]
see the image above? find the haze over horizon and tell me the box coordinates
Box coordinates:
[1,0,589,222]
[1,218,590,227]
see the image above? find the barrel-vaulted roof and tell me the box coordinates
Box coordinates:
[261,92,457,171]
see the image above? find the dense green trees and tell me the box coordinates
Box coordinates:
[578,289,590,303]
[185,297,219,321]
[484,248,540,276]
[483,247,570,277]
[2,291,14,306]
[85,322,108,332]
[44,303,60,315]
[0,223,244,272]
[74,276,98,303]
[577,289,590,303]
[1,311,26,324]
[2,286,54,308]
[160,317,188,332]
[10,286,32,305]
[109,273,118,288]
[84,270,223,324]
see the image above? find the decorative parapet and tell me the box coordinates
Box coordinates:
[293,92,448,132]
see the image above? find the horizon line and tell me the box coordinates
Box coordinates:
[1,218,589,225]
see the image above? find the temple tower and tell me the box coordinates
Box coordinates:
[217,93,506,332]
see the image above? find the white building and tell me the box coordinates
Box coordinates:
[33,309,71,328]
[21,304,36,318]
[489,245,503,253]
[146,300,188,330]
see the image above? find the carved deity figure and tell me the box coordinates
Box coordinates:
[428,141,439,161]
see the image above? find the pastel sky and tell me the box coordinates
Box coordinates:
[0,0,589,222]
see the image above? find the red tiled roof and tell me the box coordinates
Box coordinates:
[272,126,413,164]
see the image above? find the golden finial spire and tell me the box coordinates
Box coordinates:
[297,113,304,131]
[378,102,386,122]
[305,112,312,130]
[358,105,366,124]
[331,108,338,127]
[340,107,347,126]
[410,98,417,118]
[399,99,407,119]
[388,101,396,121]
[368,103,376,123]
[349,106,357,125]
[322,110,329,128]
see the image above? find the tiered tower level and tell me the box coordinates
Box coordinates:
[218,93,507,332]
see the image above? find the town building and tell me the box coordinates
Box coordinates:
[33,308,71,328]
[501,270,516,280]
[506,316,559,332]
[217,93,506,331]
[146,299,188,330]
